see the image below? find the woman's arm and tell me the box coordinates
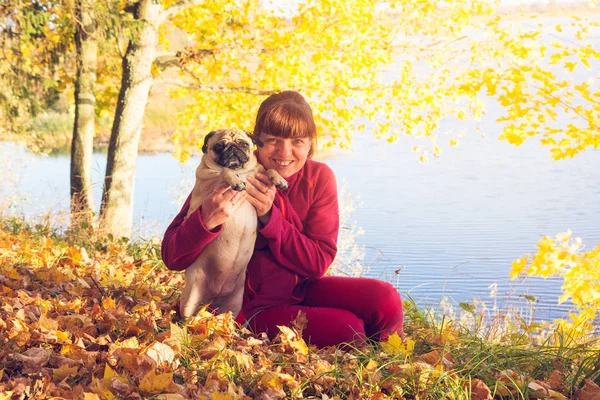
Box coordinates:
[162,185,248,270]
[161,194,222,271]
[258,168,339,279]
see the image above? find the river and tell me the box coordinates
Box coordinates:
[1,133,599,323]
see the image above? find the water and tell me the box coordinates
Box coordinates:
[327,134,600,322]
[2,135,599,323]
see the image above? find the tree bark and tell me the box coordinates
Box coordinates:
[70,0,97,226]
[99,0,162,238]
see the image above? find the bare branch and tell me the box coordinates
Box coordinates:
[154,55,180,70]
[155,78,277,95]
[164,0,204,18]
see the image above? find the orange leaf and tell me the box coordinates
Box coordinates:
[470,378,493,400]
[139,369,175,394]
[53,364,79,381]
[573,379,600,400]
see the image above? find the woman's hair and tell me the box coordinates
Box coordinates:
[253,90,317,157]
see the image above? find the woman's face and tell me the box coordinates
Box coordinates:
[257,133,312,178]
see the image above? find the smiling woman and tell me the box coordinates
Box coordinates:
[253,90,317,178]
[161,90,405,348]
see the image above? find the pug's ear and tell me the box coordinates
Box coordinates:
[202,131,217,153]
[247,131,264,148]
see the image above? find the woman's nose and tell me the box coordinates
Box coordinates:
[277,140,292,156]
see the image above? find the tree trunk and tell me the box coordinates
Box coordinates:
[70,0,97,226]
[99,0,162,238]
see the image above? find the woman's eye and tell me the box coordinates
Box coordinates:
[294,139,305,145]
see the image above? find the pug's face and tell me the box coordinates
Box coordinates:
[202,129,257,170]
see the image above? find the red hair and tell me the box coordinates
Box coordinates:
[253,91,317,157]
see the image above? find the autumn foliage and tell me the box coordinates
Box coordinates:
[0,221,599,399]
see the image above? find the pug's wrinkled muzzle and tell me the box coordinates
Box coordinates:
[219,144,249,169]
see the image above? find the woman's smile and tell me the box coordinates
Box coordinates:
[258,134,311,178]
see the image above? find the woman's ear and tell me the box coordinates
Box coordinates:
[247,131,264,148]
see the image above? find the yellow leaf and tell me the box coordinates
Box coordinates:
[259,371,295,390]
[564,61,577,72]
[55,330,72,344]
[211,393,236,400]
[365,359,378,371]
[139,369,175,394]
[116,336,139,349]
[53,364,79,381]
[276,325,309,355]
[102,297,116,309]
[165,322,188,350]
[381,333,415,356]
[90,376,116,400]
[103,364,127,383]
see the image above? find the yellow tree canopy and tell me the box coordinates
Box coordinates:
[163,0,599,162]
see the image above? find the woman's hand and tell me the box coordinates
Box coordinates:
[200,183,248,231]
[246,173,277,226]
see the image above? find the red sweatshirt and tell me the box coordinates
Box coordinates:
[161,158,339,318]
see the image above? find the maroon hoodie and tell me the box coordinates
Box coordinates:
[161,158,339,318]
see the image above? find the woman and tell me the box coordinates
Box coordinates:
[162,91,404,347]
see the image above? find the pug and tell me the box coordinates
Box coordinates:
[180,128,288,318]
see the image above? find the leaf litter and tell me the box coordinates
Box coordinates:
[0,225,599,399]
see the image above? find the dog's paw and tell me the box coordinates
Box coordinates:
[231,180,246,191]
[266,169,289,191]
[275,180,288,190]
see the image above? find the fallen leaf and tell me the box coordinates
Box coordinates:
[547,369,566,391]
[53,364,79,381]
[141,341,177,367]
[275,325,309,355]
[211,392,236,400]
[573,379,600,400]
[139,369,175,394]
[164,322,188,351]
[470,378,493,400]
[11,347,51,367]
[259,371,296,391]
[291,310,308,332]
[548,389,569,399]
[528,380,550,398]
[380,333,414,356]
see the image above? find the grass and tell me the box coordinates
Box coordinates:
[1,215,599,399]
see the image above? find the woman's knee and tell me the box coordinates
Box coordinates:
[369,280,403,315]
[305,311,366,347]
[364,280,404,337]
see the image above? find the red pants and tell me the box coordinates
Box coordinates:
[246,276,404,348]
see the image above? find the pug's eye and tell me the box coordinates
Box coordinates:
[237,141,249,149]
[213,143,225,153]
